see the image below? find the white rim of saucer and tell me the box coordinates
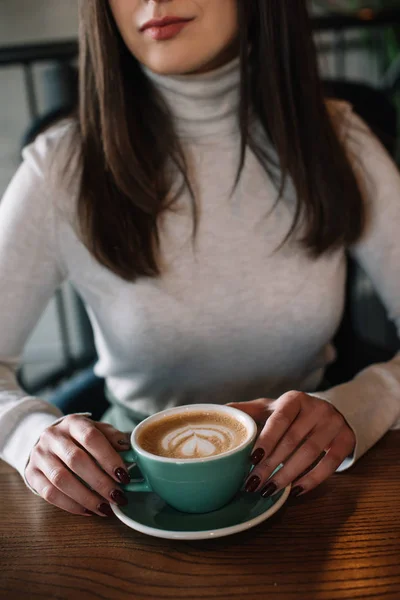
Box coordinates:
[111,484,291,540]
[131,403,258,464]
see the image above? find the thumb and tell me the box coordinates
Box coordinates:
[227,398,275,424]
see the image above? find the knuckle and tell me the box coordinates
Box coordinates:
[30,445,47,468]
[282,390,303,404]
[29,446,41,462]
[65,414,92,431]
[48,467,66,489]
[255,398,270,408]
[97,422,112,433]
[315,400,332,416]
[42,485,57,504]
[64,446,85,470]
[65,413,84,424]
[272,411,291,429]
[303,439,322,458]
[35,443,48,457]
[26,463,39,477]
[39,427,55,446]
[330,411,344,427]
[102,422,117,431]
[80,425,99,447]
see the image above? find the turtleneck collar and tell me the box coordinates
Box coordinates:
[143,56,241,139]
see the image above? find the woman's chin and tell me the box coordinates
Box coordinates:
[139,44,228,77]
[141,55,204,77]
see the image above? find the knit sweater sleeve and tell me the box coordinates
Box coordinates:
[0,131,69,476]
[313,104,400,470]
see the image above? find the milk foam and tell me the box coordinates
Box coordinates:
[138,410,249,459]
[161,424,235,458]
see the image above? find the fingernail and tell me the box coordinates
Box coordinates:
[98,503,113,517]
[115,467,130,484]
[117,439,130,446]
[83,509,94,516]
[261,482,278,498]
[251,448,265,466]
[111,489,128,506]
[245,475,261,493]
[290,485,304,498]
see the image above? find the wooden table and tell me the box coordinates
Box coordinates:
[1,431,399,600]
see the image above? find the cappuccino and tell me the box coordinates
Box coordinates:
[138,410,249,459]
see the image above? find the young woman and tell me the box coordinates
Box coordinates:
[1,0,399,518]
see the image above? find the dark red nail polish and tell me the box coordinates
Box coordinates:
[245,475,261,493]
[83,509,94,516]
[98,503,113,517]
[261,482,278,498]
[111,489,128,506]
[251,448,265,466]
[115,467,130,484]
[290,485,304,498]
[118,439,130,446]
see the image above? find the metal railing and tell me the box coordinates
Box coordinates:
[0,39,77,66]
[313,8,400,31]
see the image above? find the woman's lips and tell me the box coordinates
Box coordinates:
[141,18,193,41]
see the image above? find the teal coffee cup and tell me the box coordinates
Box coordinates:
[122,404,257,513]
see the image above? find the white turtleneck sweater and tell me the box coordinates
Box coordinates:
[1,58,400,480]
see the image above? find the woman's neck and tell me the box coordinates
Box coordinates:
[143,55,241,139]
[188,40,240,75]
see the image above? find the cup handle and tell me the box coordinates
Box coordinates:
[121,450,152,493]
[120,449,136,464]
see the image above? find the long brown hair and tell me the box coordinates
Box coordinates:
[77,0,364,281]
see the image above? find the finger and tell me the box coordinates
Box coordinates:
[66,416,131,484]
[248,413,316,490]
[245,410,318,493]
[47,435,129,506]
[259,406,344,477]
[28,468,95,516]
[292,427,356,496]
[258,418,344,497]
[35,450,114,517]
[228,399,274,423]
[247,395,303,471]
[95,423,131,451]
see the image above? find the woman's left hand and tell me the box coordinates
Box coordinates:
[229,391,355,498]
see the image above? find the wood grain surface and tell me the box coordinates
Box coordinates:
[1,431,399,600]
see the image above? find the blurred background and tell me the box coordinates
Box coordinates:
[1,0,400,406]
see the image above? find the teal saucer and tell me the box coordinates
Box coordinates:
[112,466,291,540]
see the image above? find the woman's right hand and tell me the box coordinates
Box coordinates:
[25,415,132,517]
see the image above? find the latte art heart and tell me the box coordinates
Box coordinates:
[161,425,235,458]
[138,410,249,460]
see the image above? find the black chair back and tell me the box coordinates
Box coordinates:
[324,79,399,385]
